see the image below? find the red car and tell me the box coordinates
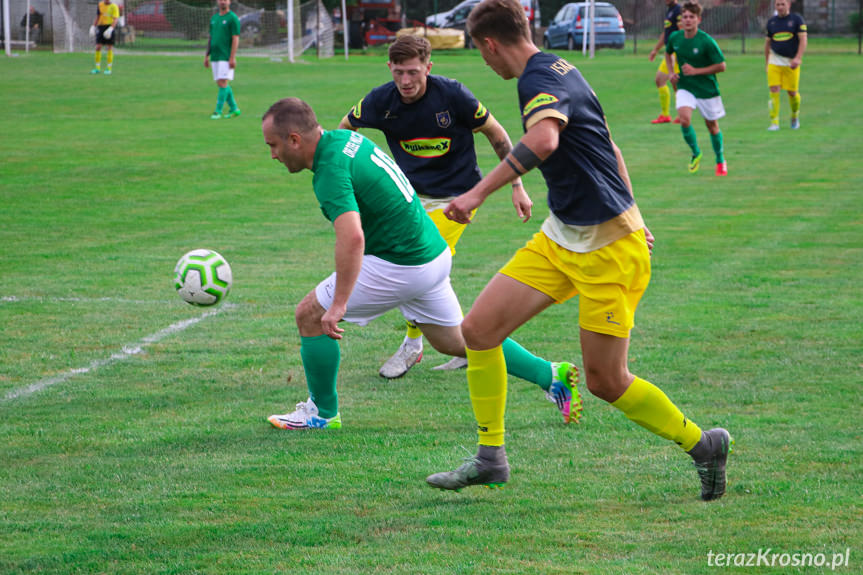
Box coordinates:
[126,0,171,32]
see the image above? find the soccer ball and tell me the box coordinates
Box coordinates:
[173,249,232,306]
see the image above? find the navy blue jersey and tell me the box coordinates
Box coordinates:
[663,2,682,44]
[518,52,633,227]
[766,13,807,59]
[346,75,490,198]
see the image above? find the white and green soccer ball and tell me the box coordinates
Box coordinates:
[173,249,232,306]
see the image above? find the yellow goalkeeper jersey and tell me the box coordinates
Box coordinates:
[96,1,120,26]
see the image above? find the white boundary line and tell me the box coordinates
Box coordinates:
[1,295,174,305]
[2,304,236,403]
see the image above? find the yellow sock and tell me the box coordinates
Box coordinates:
[611,376,702,451]
[94,51,102,70]
[789,93,801,118]
[107,50,114,70]
[658,84,671,117]
[466,346,507,447]
[405,320,422,340]
[769,92,780,123]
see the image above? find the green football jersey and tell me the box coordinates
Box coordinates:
[208,10,240,62]
[666,29,725,99]
[312,130,447,266]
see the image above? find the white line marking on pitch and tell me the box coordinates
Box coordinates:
[1,295,174,305]
[2,304,235,403]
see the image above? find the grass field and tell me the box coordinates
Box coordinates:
[1,44,862,574]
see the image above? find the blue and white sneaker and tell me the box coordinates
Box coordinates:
[545,362,582,424]
[268,398,341,430]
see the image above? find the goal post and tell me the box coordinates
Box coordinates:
[287,0,333,62]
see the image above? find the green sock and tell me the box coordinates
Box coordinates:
[215,86,228,114]
[710,131,724,164]
[682,125,700,157]
[501,338,552,391]
[300,334,340,418]
[226,85,238,112]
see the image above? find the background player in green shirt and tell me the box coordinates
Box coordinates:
[665,1,728,177]
[205,0,241,120]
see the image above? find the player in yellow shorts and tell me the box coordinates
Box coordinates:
[426,0,732,501]
[648,0,682,124]
[765,0,807,130]
[499,230,649,340]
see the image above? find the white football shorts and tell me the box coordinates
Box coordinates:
[314,248,463,327]
[675,89,725,121]
[211,60,235,82]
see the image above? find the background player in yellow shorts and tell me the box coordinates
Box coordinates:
[765,0,807,131]
[648,0,682,124]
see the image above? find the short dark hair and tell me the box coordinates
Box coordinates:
[263,98,320,138]
[682,1,702,17]
[467,0,530,45]
[388,34,431,64]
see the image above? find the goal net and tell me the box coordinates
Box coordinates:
[38,0,332,59]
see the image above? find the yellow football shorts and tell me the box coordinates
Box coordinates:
[658,54,680,75]
[427,207,475,255]
[499,229,650,338]
[767,63,801,92]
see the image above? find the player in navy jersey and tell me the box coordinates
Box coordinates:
[338,35,581,425]
[425,0,732,501]
[765,0,807,130]
[339,35,528,376]
[648,0,682,124]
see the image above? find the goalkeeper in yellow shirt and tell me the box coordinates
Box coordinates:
[90,0,120,75]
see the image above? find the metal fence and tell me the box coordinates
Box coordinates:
[406,0,863,54]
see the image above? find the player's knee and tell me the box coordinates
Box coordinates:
[460,316,500,350]
[294,293,323,330]
[459,317,481,348]
[583,364,628,402]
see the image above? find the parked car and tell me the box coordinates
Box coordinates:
[427,0,536,27]
[126,0,171,32]
[238,10,286,39]
[543,2,625,50]
[426,0,475,27]
[439,0,480,47]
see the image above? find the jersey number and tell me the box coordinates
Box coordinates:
[370,147,414,203]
